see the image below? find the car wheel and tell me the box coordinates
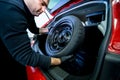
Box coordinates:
[45,15,85,57]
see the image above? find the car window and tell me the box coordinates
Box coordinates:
[48,0,60,9]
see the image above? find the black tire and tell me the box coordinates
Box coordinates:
[45,15,85,57]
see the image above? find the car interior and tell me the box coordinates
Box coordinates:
[32,0,110,80]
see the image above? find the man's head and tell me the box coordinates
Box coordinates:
[24,0,49,16]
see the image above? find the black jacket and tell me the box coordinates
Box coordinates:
[0,0,51,78]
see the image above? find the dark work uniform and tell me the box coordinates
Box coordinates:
[0,0,51,80]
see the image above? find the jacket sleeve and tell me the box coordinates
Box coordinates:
[0,3,51,69]
[27,16,39,34]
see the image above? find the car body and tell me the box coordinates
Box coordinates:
[26,0,120,80]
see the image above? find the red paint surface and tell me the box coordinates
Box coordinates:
[26,66,46,80]
[108,0,120,54]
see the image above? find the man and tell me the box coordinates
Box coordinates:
[0,0,72,79]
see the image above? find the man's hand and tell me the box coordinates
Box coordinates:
[51,55,73,66]
[39,27,49,35]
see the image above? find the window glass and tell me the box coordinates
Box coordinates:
[48,0,60,9]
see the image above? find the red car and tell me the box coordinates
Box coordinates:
[26,0,120,80]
